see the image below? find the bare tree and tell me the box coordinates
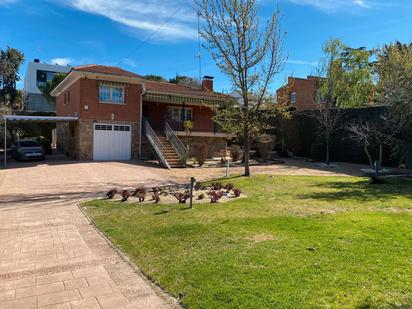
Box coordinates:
[347,116,394,182]
[196,0,286,176]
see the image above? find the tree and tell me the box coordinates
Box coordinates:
[169,75,200,87]
[144,75,167,82]
[38,73,67,104]
[347,116,394,182]
[0,47,24,110]
[375,42,412,167]
[196,0,287,176]
[313,39,374,165]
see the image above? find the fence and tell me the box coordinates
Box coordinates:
[271,106,399,166]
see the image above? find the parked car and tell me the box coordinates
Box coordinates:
[11,139,46,161]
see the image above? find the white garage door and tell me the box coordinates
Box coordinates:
[93,124,132,161]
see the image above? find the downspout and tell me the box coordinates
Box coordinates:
[138,84,145,159]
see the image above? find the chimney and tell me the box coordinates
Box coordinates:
[34,59,40,63]
[202,76,214,92]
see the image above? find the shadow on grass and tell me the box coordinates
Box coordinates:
[297,179,412,203]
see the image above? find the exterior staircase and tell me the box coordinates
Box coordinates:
[143,120,186,169]
[156,134,185,168]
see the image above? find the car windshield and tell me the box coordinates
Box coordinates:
[17,141,40,147]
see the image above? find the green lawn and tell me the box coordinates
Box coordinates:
[83,176,412,308]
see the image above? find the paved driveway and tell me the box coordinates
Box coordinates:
[0,159,178,309]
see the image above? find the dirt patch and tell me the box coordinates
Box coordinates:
[248,233,275,244]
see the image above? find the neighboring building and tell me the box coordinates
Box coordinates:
[276,76,323,110]
[51,64,232,167]
[24,59,71,113]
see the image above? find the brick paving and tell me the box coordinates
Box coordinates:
[1,157,408,308]
[0,160,178,309]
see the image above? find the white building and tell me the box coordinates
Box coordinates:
[24,60,71,113]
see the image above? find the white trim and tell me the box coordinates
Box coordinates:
[51,70,144,97]
[98,84,125,104]
[291,92,297,104]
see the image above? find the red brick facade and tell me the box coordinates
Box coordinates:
[54,65,229,161]
[56,78,142,122]
[277,76,322,111]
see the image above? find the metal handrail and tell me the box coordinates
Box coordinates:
[165,121,187,161]
[144,120,170,169]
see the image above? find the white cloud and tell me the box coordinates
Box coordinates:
[284,0,377,12]
[122,58,137,68]
[287,60,318,66]
[0,0,17,5]
[50,57,72,66]
[56,0,197,41]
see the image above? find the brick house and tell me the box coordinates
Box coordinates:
[51,65,232,167]
[276,76,323,111]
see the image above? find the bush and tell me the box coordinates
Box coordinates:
[230,145,242,162]
[194,144,209,166]
[310,143,325,162]
[258,134,275,162]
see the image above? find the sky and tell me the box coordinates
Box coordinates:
[1,0,411,93]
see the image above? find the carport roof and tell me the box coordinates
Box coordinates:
[3,115,79,122]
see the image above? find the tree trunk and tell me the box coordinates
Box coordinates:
[243,126,250,177]
[325,134,330,165]
[364,142,374,169]
[378,143,383,171]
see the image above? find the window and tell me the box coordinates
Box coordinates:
[36,70,57,88]
[64,91,70,104]
[95,124,113,131]
[291,92,297,104]
[114,125,130,132]
[99,86,124,104]
[167,107,193,121]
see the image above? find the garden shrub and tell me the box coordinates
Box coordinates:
[230,145,242,162]
[106,189,117,199]
[233,188,241,197]
[194,144,209,166]
[258,134,275,162]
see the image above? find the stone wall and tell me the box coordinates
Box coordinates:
[188,136,227,158]
[57,120,140,161]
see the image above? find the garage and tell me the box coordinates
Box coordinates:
[2,115,79,166]
[93,123,132,161]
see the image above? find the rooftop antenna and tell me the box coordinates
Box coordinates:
[196,10,202,82]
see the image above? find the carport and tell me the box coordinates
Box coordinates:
[3,115,79,166]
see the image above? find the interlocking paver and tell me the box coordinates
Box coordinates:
[0,290,15,302]
[97,292,129,309]
[63,278,88,290]
[15,282,64,299]
[37,289,81,307]
[70,297,101,309]
[78,284,114,298]
[0,296,36,309]
[37,303,71,309]
[0,161,181,309]
[4,277,35,290]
